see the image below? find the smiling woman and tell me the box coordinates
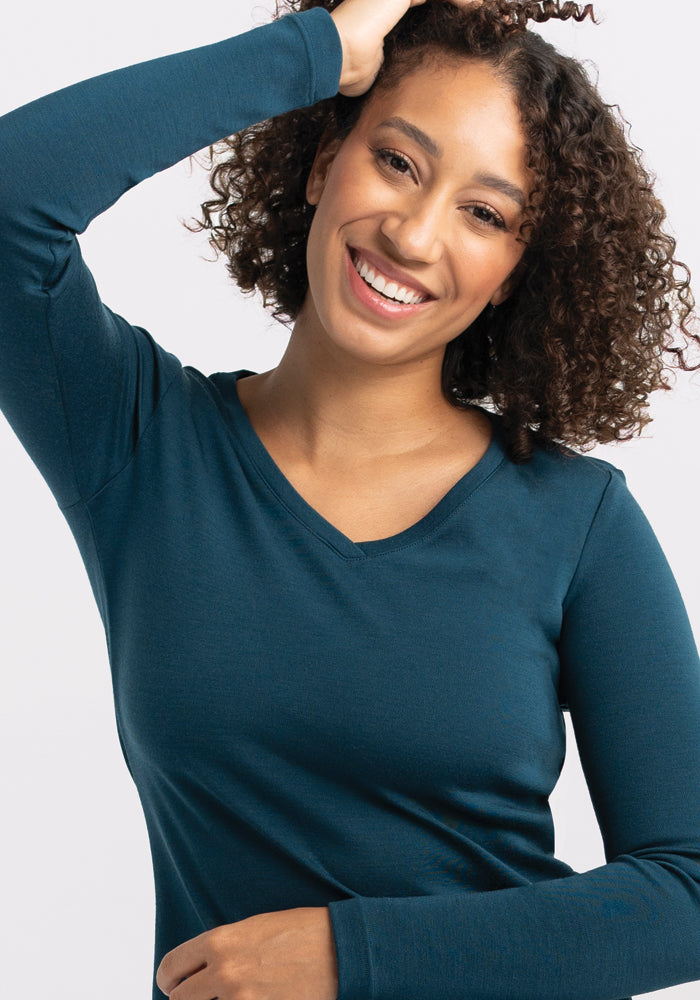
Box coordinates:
[190,0,699,464]
[1,0,699,999]
[287,52,533,410]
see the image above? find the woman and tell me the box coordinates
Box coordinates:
[0,0,698,998]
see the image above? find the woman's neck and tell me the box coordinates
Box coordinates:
[235,337,487,472]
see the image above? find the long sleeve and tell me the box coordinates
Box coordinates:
[4,6,700,1000]
[0,6,343,509]
[327,466,700,1000]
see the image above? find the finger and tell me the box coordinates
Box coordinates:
[156,937,208,996]
[353,0,415,39]
[168,965,217,1000]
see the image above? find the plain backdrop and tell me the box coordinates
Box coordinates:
[0,0,698,997]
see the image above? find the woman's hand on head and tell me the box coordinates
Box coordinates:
[331,0,485,97]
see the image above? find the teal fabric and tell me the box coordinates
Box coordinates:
[1,7,699,999]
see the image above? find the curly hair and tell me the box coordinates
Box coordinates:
[183,0,699,464]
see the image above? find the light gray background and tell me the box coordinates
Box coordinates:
[0,0,698,996]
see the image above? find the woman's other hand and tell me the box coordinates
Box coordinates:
[155,906,338,999]
[331,0,485,97]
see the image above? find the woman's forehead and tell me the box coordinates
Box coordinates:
[349,61,533,204]
[363,57,517,129]
[362,63,525,153]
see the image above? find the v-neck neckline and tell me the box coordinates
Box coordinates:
[225,369,506,560]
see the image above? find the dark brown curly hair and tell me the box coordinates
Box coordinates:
[184,0,699,464]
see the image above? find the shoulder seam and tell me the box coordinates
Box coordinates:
[561,468,616,614]
[43,241,83,509]
[60,356,182,513]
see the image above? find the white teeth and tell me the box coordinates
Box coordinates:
[353,253,427,305]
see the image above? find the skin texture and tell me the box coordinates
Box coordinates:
[157,1,527,997]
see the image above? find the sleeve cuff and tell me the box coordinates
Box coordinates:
[327,896,374,1000]
[288,6,343,104]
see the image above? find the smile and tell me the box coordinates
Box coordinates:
[345,248,435,320]
[351,249,429,305]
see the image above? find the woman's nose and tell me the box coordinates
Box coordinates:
[378,198,445,266]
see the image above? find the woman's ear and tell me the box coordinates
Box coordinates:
[306,133,343,206]
[490,285,509,308]
[490,255,528,307]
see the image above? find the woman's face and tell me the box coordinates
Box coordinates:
[302,55,532,370]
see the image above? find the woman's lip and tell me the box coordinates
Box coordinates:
[349,245,436,301]
[345,246,435,319]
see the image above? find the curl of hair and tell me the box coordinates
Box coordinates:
[184,0,700,464]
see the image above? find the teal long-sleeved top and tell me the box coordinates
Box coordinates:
[1,7,700,999]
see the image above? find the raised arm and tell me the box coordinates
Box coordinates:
[0,7,342,509]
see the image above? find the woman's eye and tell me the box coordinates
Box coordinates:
[373,148,506,231]
[375,148,413,177]
[466,204,507,231]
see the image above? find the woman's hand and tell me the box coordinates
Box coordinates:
[331,0,484,97]
[155,906,338,1000]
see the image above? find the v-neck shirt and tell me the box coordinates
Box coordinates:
[1,7,699,1000]
[211,368,506,559]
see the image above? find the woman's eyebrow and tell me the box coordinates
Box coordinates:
[475,172,527,210]
[378,116,444,159]
[377,116,527,210]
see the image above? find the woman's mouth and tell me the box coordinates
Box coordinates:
[345,247,436,320]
